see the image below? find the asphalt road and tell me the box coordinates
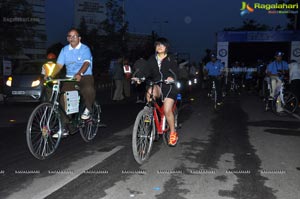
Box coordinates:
[0,88,300,199]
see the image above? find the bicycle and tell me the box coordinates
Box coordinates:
[229,73,240,94]
[131,78,179,165]
[26,78,102,160]
[207,77,220,110]
[271,78,298,115]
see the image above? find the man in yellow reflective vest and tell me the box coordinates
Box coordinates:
[42,53,57,77]
[123,59,132,98]
[41,53,57,101]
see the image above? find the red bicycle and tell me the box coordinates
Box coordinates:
[132,78,179,164]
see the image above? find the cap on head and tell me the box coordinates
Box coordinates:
[210,53,217,58]
[275,51,284,57]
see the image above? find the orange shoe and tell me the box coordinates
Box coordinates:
[168,132,178,146]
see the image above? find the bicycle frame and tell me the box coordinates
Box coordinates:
[46,79,82,126]
[152,100,177,135]
[145,79,178,135]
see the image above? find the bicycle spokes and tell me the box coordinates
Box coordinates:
[26,103,61,159]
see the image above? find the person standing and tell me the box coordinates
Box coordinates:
[133,57,147,103]
[123,58,132,98]
[289,60,300,103]
[111,57,125,101]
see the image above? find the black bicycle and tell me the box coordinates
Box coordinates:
[26,78,101,159]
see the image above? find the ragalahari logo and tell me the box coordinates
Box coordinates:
[240,2,254,16]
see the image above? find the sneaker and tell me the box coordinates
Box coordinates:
[52,128,69,138]
[168,132,178,146]
[81,108,90,120]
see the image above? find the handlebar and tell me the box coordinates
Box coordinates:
[131,68,177,85]
[45,77,77,83]
[131,77,176,86]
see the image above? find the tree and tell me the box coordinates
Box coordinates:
[0,0,37,56]
[278,0,300,30]
[224,19,272,31]
[100,0,128,56]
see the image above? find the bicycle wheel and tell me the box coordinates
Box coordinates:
[80,102,101,142]
[132,108,155,164]
[282,91,298,113]
[162,107,178,146]
[213,89,217,110]
[26,102,62,159]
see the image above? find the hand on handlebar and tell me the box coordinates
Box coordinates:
[131,77,145,84]
[165,77,175,84]
[45,76,53,81]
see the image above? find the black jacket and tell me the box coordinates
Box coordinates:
[138,54,178,81]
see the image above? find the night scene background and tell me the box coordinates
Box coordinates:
[45,0,296,62]
[1,1,300,199]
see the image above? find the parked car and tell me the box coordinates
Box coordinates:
[3,61,46,102]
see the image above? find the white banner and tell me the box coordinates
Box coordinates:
[64,91,80,115]
[217,42,229,83]
[291,41,300,64]
[217,42,229,68]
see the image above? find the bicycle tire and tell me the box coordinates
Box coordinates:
[26,102,62,160]
[272,91,298,115]
[162,107,178,146]
[80,102,101,142]
[132,108,155,164]
[282,91,298,113]
[214,88,217,110]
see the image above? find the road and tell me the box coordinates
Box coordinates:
[0,88,300,199]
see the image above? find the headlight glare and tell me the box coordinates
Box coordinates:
[31,80,41,87]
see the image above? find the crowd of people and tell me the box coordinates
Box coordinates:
[42,28,300,144]
[201,51,300,113]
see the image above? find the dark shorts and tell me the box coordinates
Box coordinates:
[160,83,178,100]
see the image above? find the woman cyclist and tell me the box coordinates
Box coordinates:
[135,38,179,146]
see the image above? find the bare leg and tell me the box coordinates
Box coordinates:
[164,98,175,132]
[146,85,161,102]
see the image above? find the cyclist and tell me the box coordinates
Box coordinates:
[41,53,57,101]
[134,37,179,146]
[266,51,288,113]
[42,53,57,77]
[204,53,225,105]
[45,28,95,135]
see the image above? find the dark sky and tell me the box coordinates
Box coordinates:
[46,0,290,62]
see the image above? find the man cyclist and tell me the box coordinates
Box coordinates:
[204,53,225,105]
[45,28,95,136]
[266,51,288,113]
[133,38,179,146]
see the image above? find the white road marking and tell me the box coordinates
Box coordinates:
[6,146,124,199]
